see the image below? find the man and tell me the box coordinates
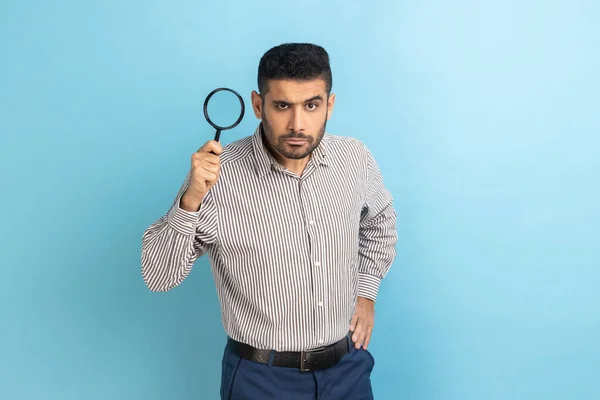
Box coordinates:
[141,43,397,399]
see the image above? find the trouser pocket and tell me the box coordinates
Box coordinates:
[220,347,242,400]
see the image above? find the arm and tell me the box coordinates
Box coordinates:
[141,172,218,292]
[357,148,398,302]
[350,147,398,349]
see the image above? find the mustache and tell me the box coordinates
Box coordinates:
[279,132,312,141]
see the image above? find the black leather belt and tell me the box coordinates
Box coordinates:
[227,335,350,372]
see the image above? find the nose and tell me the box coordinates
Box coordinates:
[288,106,305,133]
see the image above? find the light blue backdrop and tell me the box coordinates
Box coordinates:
[1,1,598,399]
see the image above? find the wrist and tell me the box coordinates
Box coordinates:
[180,190,205,212]
[357,273,381,302]
[357,296,375,306]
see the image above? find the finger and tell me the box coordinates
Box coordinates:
[200,140,223,155]
[193,150,220,162]
[199,159,220,174]
[198,169,218,182]
[192,152,221,171]
[349,315,358,332]
[202,151,221,165]
[352,321,366,349]
[355,332,366,349]
[192,150,220,165]
[363,326,373,350]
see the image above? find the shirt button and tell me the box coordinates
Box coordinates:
[315,261,321,267]
[186,222,193,228]
[318,339,324,344]
[317,301,323,307]
[309,220,314,225]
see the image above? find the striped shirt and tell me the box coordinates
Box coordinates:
[141,124,398,351]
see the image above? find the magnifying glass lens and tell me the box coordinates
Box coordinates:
[205,91,243,128]
[203,87,245,143]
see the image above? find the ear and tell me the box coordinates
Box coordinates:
[251,90,263,119]
[326,93,336,120]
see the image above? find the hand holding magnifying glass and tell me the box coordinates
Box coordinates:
[180,87,245,212]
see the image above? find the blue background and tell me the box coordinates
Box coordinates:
[1,1,599,399]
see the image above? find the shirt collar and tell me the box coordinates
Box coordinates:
[252,123,329,177]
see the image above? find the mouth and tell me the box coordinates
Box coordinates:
[284,138,309,145]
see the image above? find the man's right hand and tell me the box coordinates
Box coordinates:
[180,140,222,212]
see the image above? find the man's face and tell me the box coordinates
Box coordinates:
[252,79,335,160]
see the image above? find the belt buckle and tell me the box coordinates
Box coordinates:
[300,350,310,372]
[300,345,328,372]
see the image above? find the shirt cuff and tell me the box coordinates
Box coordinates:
[357,273,382,302]
[167,196,200,236]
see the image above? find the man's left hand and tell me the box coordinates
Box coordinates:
[349,296,375,350]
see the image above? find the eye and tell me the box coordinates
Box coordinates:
[276,104,289,110]
[306,103,318,111]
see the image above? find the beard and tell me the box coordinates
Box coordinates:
[261,111,327,160]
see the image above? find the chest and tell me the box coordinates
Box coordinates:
[213,166,365,260]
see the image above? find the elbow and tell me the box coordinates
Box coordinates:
[141,258,177,293]
[142,270,168,292]
[143,278,171,292]
[140,236,178,292]
[140,227,198,293]
[142,273,176,293]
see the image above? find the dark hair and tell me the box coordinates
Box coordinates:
[257,43,332,96]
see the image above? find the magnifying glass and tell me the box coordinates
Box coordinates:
[203,87,245,143]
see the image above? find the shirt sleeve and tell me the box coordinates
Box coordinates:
[357,147,398,302]
[141,172,218,292]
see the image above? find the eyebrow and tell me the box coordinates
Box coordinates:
[272,95,324,105]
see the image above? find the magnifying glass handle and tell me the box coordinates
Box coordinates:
[210,129,222,155]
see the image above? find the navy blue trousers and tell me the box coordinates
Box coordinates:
[220,335,375,399]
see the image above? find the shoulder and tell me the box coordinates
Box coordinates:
[218,135,254,166]
[322,132,371,161]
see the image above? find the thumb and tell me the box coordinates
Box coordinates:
[349,314,358,332]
